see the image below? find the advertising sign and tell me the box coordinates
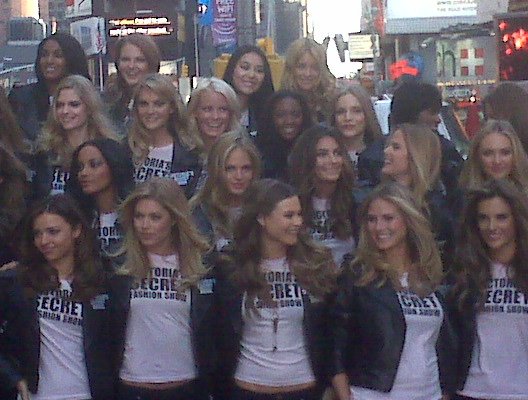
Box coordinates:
[70,17,106,56]
[65,0,92,19]
[108,17,174,37]
[387,0,477,19]
[348,34,379,60]
[212,0,237,47]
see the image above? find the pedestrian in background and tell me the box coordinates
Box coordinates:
[223,45,274,134]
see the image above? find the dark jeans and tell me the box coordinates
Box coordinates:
[231,386,320,400]
[452,395,485,400]
[117,380,206,400]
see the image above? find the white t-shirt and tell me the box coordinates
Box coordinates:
[94,212,119,251]
[134,144,173,183]
[50,166,69,195]
[235,257,315,387]
[459,263,528,399]
[310,197,355,267]
[120,253,197,383]
[34,280,91,400]
[351,274,443,400]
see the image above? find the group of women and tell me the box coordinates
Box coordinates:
[0,30,527,400]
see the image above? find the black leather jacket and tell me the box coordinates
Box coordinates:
[330,266,458,395]
[108,272,219,397]
[0,269,114,399]
[215,264,333,400]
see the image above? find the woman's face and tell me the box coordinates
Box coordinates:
[272,97,304,142]
[231,52,266,97]
[55,88,89,133]
[133,198,175,255]
[136,88,173,133]
[33,212,81,265]
[477,196,516,261]
[367,198,408,254]
[259,195,303,249]
[479,132,514,180]
[76,145,114,196]
[314,136,344,184]
[334,93,366,140]
[118,43,150,88]
[382,130,410,184]
[223,148,254,197]
[195,91,231,141]
[39,39,67,83]
[294,52,321,92]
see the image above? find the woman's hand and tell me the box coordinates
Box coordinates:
[332,373,352,400]
[0,261,18,272]
[16,379,30,400]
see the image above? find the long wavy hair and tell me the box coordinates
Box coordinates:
[190,130,261,238]
[289,126,356,240]
[382,123,441,210]
[18,193,105,301]
[0,143,28,242]
[104,33,161,108]
[67,138,135,220]
[0,86,27,153]
[39,75,117,168]
[187,77,242,157]
[223,45,274,122]
[483,82,528,154]
[229,179,336,300]
[459,119,528,193]
[127,73,190,165]
[454,180,528,311]
[281,38,336,119]
[117,178,210,286]
[330,84,383,146]
[349,183,443,297]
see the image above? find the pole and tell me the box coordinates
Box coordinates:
[237,0,256,46]
[193,13,200,77]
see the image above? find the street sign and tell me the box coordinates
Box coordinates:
[348,33,379,60]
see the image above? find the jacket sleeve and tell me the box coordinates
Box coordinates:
[0,273,24,390]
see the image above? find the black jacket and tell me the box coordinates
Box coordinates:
[108,273,218,396]
[330,266,458,395]
[0,269,114,399]
[215,265,333,399]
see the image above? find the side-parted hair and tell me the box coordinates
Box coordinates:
[223,45,274,118]
[230,179,336,299]
[483,82,528,154]
[383,123,441,209]
[18,193,105,300]
[330,84,383,145]
[289,126,356,240]
[67,138,135,220]
[349,182,443,297]
[128,73,190,165]
[0,86,27,153]
[118,178,210,286]
[39,75,118,168]
[190,129,261,238]
[454,179,528,310]
[187,77,242,157]
[459,119,528,193]
[281,38,336,118]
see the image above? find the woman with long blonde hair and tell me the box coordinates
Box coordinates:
[459,119,528,193]
[128,73,202,197]
[281,38,336,122]
[109,177,216,400]
[33,74,117,199]
[190,129,261,250]
[331,183,456,400]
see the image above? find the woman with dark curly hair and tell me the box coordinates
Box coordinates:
[9,33,90,145]
[255,90,314,180]
[223,45,274,134]
[66,138,135,254]
[289,126,356,266]
[452,179,528,400]
[0,194,113,400]
[216,178,336,400]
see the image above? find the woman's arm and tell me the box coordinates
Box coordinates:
[332,373,351,400]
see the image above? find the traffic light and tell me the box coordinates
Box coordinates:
[497,13,528,81]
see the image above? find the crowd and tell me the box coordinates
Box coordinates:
[0,31,527,400]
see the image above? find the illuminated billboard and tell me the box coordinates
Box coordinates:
[387,0,477,19]
[108,17,174,37]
